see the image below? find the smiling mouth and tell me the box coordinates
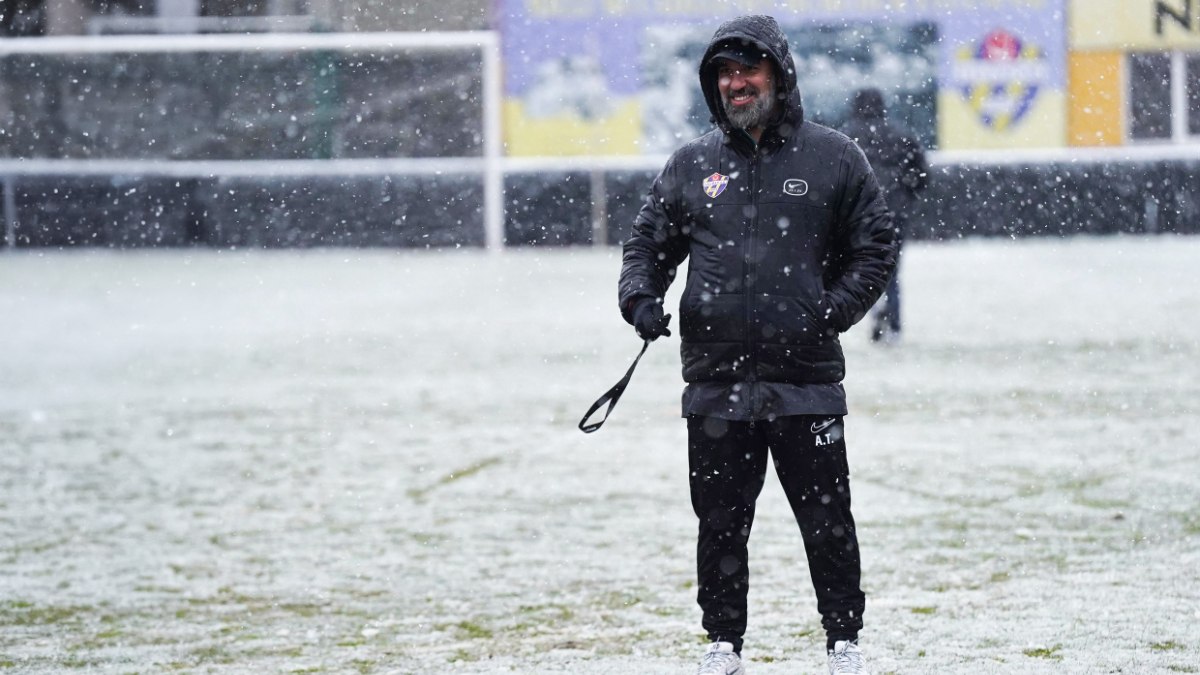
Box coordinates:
[728,89,757,106]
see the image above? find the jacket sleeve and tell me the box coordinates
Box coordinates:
[822,142,897,333]
[618,158,690,324]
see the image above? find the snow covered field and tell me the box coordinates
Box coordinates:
[2,237,1198,674]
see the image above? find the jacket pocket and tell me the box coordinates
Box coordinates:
[754,294,829,347]
[680,293,744,345]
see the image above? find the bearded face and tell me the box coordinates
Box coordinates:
[717,58,777,131]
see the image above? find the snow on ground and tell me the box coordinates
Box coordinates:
[1,236,1198,674]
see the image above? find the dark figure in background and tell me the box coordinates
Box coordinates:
[840,88,928,345]
[618,15,895,675]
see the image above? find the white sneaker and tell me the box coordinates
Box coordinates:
[696,641,745,675]
[828,640,869,674]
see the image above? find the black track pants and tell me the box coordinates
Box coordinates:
[687,414,864,652]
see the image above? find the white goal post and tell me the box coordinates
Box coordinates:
[0,31,505,250]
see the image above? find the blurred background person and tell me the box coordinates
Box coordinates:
[841,87,928,345]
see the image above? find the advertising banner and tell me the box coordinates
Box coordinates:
[1071,0,1200,51]
[938,3,1068,149]
[496,0,1066,154]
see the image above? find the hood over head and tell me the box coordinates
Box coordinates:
[708,41,770,68]
[851,87,886,120]
[699,15,803,136]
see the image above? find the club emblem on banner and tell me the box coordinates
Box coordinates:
[702,172,729,198]
[954,28,1047,132]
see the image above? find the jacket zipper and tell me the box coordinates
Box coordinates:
[745,148,760,415]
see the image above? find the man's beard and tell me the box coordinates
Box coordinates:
[722,82,776,130]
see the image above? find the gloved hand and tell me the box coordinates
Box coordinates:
[631,298,672,341]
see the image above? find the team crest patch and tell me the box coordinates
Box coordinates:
[702,172,729,198]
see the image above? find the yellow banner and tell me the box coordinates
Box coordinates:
[1071,0,1200,50]
[938,90,1066,149]
[504,99,642,156]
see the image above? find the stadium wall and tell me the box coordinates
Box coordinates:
[4,156,1198,248]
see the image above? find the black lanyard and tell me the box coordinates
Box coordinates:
[578,340,650,433]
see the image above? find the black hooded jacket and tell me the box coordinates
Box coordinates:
[840,87,928,220]
[618,15,895,418]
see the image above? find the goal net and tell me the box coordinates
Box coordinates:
[0,32,503,249]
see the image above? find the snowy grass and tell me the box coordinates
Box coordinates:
[1,237,1198,674]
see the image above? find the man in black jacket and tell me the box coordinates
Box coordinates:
[618,15,894,675]
[841,87,928,345]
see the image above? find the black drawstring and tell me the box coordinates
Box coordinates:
[578,340,651,433]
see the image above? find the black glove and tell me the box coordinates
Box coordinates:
[631,298,672,341]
